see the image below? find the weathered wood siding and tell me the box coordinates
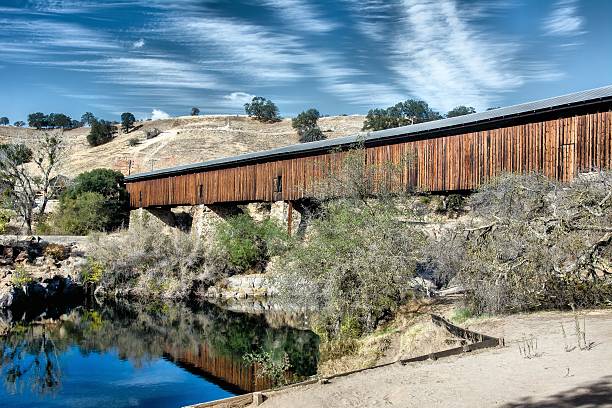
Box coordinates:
[126,110,612,208]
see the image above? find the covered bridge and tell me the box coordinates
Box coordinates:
[125,86,612,210]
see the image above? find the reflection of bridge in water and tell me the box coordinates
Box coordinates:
[164,342,273,393]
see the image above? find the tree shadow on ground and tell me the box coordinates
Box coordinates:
[502,375,612,407]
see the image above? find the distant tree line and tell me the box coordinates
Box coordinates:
[362,101,478,131]
[27,112,82,130]
[243,95,481,142]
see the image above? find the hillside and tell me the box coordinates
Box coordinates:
[0,115,365,178]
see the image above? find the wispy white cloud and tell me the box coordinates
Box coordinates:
[133,38,145,48]
[544,0,586,37]
[0,19,119,52]
[223,92,256,105]
[261,0,337,33]
[389,0,529,111]
[151,109,170,120]
[162,16,306,82]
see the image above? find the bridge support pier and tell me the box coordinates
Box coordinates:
[191,203,243,246]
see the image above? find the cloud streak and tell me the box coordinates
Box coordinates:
[544,0,586,37]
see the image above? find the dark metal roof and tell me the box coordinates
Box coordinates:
[126,85,612,182]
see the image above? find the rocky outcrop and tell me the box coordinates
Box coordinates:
[205,273,277,299]
[0,238,86,313]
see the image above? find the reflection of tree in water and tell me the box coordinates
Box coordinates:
[0,301,319,394]
[1,329,62,395]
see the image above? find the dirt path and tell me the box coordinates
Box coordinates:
[259,310,612,407]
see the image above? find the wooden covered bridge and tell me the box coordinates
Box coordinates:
[125,86,612,212]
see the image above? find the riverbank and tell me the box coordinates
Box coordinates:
[252,309,612,407]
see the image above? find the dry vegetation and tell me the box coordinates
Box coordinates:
[0,115,365,178]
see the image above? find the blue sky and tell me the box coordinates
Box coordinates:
[1,0,611,123]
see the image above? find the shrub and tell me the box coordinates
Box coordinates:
[80,257,104,284]
[427,172,612,314]
[127,137,139,146]
[243,351,291,387]
[11,266,33,286]
[62,168,129,231]
[44,243,69,261]
[144,128,161,139]
[88,219,227,299]
[53,191,110,235]
[0,209,12,234]
[216,214,290,271]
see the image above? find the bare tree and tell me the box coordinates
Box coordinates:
[0,131,65,233]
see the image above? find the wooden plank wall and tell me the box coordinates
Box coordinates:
[126,111,612,208]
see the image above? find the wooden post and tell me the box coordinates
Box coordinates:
[287,200,293,235]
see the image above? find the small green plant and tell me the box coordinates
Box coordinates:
[243,351,291,387]
[216,214,290,270]
[11,266,33,286]
[80,258,104,284]
[0,209,12,233]
[451,307,474,324]
[127,137,139,146]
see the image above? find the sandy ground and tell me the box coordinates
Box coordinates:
[259,310,612,407]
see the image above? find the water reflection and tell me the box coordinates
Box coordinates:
[0,301,319,405]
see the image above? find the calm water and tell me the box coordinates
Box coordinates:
[0,302,319,408]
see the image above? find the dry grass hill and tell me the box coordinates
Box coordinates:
[0,115,365,178]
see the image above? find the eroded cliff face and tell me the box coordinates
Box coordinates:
[0,238,87,314]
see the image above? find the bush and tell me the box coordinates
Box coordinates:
[427,172,612,314]
[60,168,129,232]
[11,266,33,286]
[275,201,425,338]
[0,209,12,234]
[53,192,110,235]
[243,351,291,387]
[88,219,226,299]
[44,243,70,261]
[127,137,139,146]
[216,214,290,271]
[144,128,161,139]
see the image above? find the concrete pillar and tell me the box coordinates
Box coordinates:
[270,201,301,236]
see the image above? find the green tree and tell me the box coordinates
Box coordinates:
[28,112,48,129]
[0,143,33,165]
[81,112,96,126]
[47,113,73,129]
[191,107,200,116]
[446,106,476,118]
[362,100,442,131]
[62,168,129,231]
[120,112,136,133]
[0,117,8,126]
[244,96,281,123]
[87,119,115,146]
[292,108,325,143]
[13,121,25,127]
[54,191,110,235]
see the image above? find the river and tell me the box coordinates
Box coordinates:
[0,301,320,407]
